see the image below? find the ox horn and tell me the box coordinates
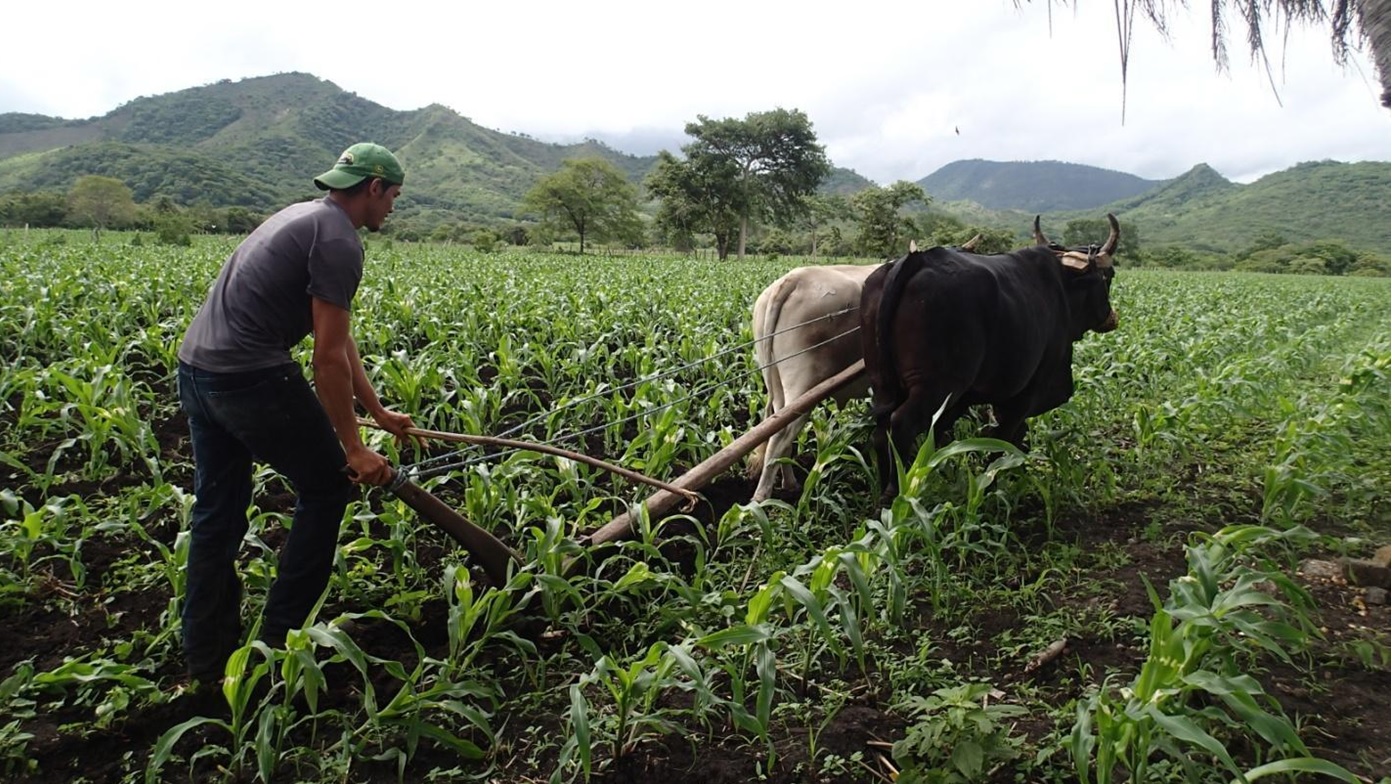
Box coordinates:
[959,233,982,252]
[1099,213,1120,259]
[909,239,918,253]
[1033,215,1049,246]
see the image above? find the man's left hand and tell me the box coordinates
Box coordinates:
[373,409,421,447]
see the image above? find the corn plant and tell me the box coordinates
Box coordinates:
[1070,525,1357,784]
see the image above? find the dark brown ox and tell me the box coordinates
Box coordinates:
[859,215,1120,504]
[748,237,981,502]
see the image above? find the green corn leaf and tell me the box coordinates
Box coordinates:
[146,715,228,784]
[1237,756,1359,783]
[1144,706,1242,778]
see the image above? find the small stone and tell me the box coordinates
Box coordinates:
[1341,556,1391,589]
[1365,587,1389,606]
[1298,559,1343,581]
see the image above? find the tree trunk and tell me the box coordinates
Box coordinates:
[738,213,748,259]
[1358,0,1391,107]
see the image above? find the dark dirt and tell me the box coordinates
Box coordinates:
[7,412,1390,784]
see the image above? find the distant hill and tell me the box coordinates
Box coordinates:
[0,73,667,230]
[917,159,1165,212]
[1083,160,1391,253]
[0,72,866,233]
[0,73,1385,254]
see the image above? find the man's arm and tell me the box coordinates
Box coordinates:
[345,335,415,440]
[311,297,391,485]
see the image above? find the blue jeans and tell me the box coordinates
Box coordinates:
[177,361,352,680]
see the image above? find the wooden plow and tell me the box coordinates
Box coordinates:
[366,359,865,585]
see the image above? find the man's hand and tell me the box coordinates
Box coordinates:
[373,408,422,448]
[345,444,393,486]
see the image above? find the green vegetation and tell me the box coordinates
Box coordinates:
[0,231,1386,782]
[850,181,928,256]
[523,158,644,254]
[65,175,138,237]
[1,74,1384,258]
[646,109,830,260]
[1094,161,1391,254]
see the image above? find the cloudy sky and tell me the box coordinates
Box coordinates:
[3,1,1386,185]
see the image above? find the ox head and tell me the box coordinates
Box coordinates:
[1034,213,1120,336]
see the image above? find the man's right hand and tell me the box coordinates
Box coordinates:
[345,445,393,486]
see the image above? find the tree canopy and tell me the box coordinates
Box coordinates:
[67,175,138,237]
[523,157,643,254]
[646,150,745,260]
[677,109,831,259]
[851,181,928,257]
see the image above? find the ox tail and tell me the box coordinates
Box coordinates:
[747,274,796,475]
[870,252,928,421]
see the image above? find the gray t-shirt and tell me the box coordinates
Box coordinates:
[179,198,363,373]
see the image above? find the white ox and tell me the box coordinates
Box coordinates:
[748,264,874,501]
[747,237,981,502]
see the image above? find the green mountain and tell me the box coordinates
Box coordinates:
[917,158,1165,212]
[916,160,1388,255]
[0,72,1385,255]
[0,73,664,230]
[0,72,871,234]
[1089,160,1390,253]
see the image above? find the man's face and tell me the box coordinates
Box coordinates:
[364,180,401,232]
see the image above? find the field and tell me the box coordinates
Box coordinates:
[0,231,1388,783]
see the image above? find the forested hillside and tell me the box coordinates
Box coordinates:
[1096,160,1390,253]
[0,72,1385,258]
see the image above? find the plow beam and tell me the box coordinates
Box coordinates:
[385,468,521,585]
[584,359,865,547]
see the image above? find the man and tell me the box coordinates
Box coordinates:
[176,142,415,685]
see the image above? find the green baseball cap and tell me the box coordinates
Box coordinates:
[314,142,405,191]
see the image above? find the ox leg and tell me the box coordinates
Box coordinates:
[932,400,972,447]
[988,404,1030,450]
[871,415,898,505]
[878,389,954,506]
[752,412,808,502]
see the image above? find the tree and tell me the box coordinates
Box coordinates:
[223,206,264,235]
[523,157,643,254]
[1022,0,1391,110]
[646,150,744,260]
[1297,240,1359,275]
[0,190,67,227]
[681,108,831,259]
[67,175,138,237]
[1062,216,1141,257]
[850,181,928,257]
[796,194,849,258]
[949,226,1019,254]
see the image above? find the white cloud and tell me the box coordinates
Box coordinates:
[2,1,1386,184]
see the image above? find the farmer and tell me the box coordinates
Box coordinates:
[175,142,416,686]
